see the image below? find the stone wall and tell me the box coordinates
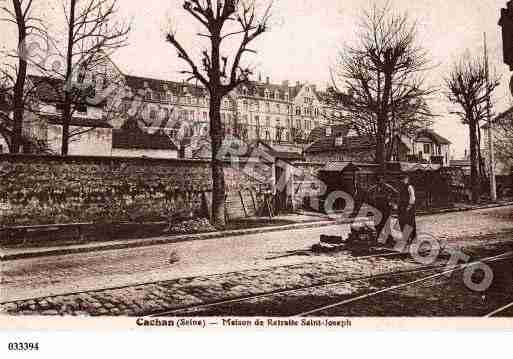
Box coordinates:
[304,149,375,163]
[0,154,272,226]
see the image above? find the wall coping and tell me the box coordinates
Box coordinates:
[0,154,265,166]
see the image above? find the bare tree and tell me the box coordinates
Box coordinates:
[0,0,46,152]
[444,54,500,202]
[37,0,130,155]
[330,3,435,172]
[166,0,272,228]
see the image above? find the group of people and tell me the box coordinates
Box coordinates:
[367,174,417,244]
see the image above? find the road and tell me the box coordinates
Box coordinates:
[1,205,512,308]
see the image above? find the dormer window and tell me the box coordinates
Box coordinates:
[335,136,344,147]
[264,89,270,99]
[325,127,332,137]
[242,87,248,96]
[144,91,151,101]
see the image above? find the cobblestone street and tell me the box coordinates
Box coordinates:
[1,206,512,316]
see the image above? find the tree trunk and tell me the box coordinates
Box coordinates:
[376,114,386,173]
[11,0,27,153]
[61,0,76,156]
[469,118,480,202]
[209,94,226,228]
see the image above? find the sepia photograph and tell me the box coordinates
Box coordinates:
[1,0,513,340]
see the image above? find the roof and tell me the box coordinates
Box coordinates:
[304,124,374,154]
[399,162,441,172]
[28,75,105,107]
[112,118,178,150]
[42,114,112,128]
[491,106,513,126]
[234,80,302,101]
[450,159,471,167]
[416,129,451,145]
[322,161,378,172]
[253,140,303,160]
[307,126,327,143]
[124,75,207,98]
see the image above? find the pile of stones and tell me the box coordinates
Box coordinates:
[312,221,378,253]
[346,221,378,247]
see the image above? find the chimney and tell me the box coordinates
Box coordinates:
[258,73,262,82]
[296,81,300,88]
[311,84,316,92]
[266,76,270,84]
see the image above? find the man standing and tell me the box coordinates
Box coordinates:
[368,176,398,241]
[399,174,416,243]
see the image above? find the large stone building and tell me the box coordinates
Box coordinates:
[5,56,345,158]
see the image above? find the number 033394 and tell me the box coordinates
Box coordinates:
[8,342,40,351]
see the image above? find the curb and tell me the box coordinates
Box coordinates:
[0,218,354,261]
[2,202,512,261]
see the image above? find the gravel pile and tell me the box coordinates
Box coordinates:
[168,218,216,235]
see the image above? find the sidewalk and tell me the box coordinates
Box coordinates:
[0,213,356,261]
[1,201,512,261]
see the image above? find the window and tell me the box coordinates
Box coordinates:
[242,87,248,96]
[335,136,344,146]
[276,104,280,113]
[122,101,131,113]
[296,106,301,116]
[266,102,270,112]
[423,143,431,154]
[203,112,207,120]
[264,89,270,99]
[266,116,270,127]
[149,109,157,120]
[76,104,87,114]
[145,91,151,101]
[189,110,195,121]
[243,100,249,111]
[163,108,170,120]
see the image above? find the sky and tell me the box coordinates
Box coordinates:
[1,0,512,158]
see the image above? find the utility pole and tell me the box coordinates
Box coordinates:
[484,32,497,201]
